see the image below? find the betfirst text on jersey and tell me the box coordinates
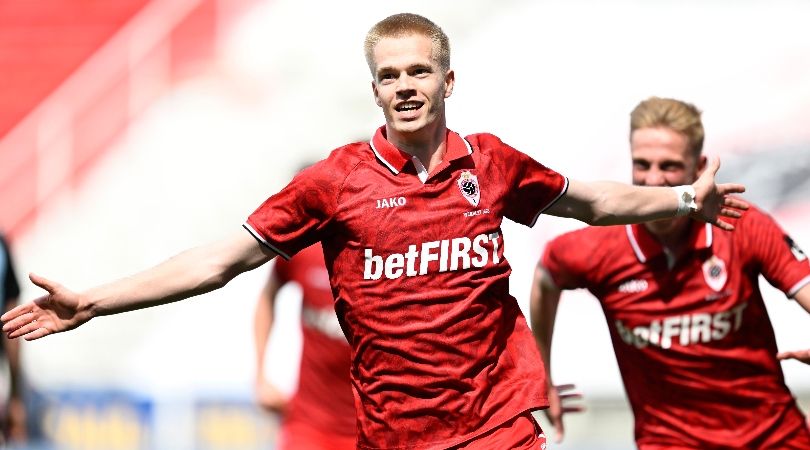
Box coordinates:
[363,232,502,280]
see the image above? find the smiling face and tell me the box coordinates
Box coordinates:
[370,33,454,143]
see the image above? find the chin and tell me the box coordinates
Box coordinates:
[646,218,686,235]
[393,121,426,135]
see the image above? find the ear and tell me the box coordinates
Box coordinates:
[696,155,708,175]
[371,80,382,107]
[444,69,455,98]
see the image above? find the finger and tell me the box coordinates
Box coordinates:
[7,318,43,339]
[723,197,749,210]
[713,219,735,232]
[558,392,584,401]
[707,157,721,176]
[23,326,52,341]
[719,208,742,218]
[562,405,587,414]
[553,417,565,443]
[554,383,577,392]
[30,272,64,295]
[716,183,746,195]
[2,311,38,334]
[1,303,34,327]
[777,352,794,360]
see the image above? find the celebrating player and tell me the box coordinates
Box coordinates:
[531,97,810,449]
[254,242,355,450]
[3,15,745,449]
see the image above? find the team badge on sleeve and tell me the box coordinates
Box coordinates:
[702,255,728,292]
[457,170,480,207]
[785,235,807,262]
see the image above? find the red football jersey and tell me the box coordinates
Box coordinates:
[542,206,810,449]
[273,243,355,438]
[246,127,567,449]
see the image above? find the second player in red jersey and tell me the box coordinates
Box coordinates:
[532,97,810,449]
[254,243,355,450]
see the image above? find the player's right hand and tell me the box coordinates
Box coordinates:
[543,383,585,443]
[1,273,93,340]
[777,349,810,365]
[255,379,289,414]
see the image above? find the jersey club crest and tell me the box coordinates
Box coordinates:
[702,255,728,292]
[457,170,480,207]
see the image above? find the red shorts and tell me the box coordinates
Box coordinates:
[277,419,355,450]
[451,411,546,450]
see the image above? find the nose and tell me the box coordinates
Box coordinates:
[643,168,667,187]
[395,73,415,95]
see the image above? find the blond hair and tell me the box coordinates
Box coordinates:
[630,97,705,157]
[364,13,450,75]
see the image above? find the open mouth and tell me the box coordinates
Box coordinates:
[395,101,423,113]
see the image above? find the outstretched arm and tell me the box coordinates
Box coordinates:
[546,158,747,230]
[253,270,289,413]
[776,284,810,365]
[529,262,584,443]
[2,229,277,341]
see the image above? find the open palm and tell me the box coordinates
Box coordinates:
[1,273,92,341]
[691,157,748,231]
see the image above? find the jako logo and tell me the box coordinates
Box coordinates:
[618,279,648,293]
[376,197,406,209]
[364,232,501,280]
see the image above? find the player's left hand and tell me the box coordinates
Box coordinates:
[542,383,585,443]
[691,157,748,231]
[777,349,810,365]
[256,379,289,414]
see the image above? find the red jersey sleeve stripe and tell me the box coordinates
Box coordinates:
[529,176,569,227]
[242,222,291,260]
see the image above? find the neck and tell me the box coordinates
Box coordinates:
[645,216,693,251]
[386,118,447,173]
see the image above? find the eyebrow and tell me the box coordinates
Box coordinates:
[376,63,433,76]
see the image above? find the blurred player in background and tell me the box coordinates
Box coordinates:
[3,15,746,449]
[531,97,810,449]
[0,234,26,445]
[254,240,355,450]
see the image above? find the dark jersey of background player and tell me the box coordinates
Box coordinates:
[1,234,26,445]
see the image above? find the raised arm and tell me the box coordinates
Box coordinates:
[546,158,747,230]
[529,262,583,443]
[2,229,277,341]
[253,269,289,413]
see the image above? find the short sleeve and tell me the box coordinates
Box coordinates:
[245,161,340,260]
[492,137,568,227]
[541,231,591,290]
[740,208,810,297]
